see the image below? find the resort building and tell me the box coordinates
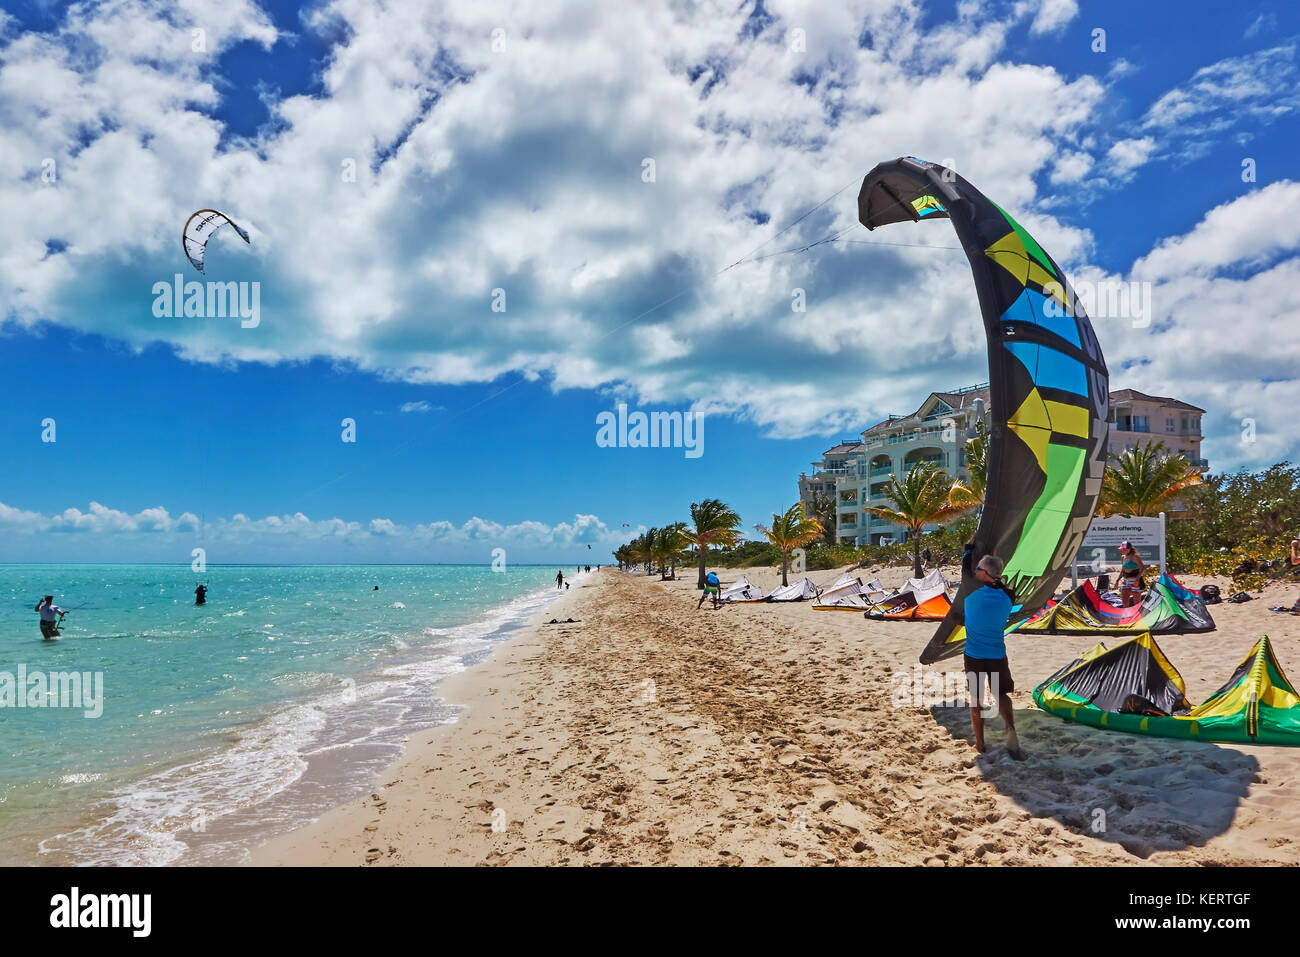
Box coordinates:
[799,384,1207,546]
[1107,389,1206,470]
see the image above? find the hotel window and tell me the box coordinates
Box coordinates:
[1166,417,1174,431]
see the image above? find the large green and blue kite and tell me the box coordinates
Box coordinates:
[856,157,1110,664]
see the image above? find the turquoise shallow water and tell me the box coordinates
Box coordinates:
[0,563,569,865]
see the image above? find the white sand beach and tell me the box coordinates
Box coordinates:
[251,565,1300,866]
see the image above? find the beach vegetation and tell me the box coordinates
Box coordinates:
[863,463,977,577]
[754,503,824,586]
[1099,441,1201,517]
[682,499,743,589]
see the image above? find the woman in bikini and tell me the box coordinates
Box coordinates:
[1118,540,1145,608]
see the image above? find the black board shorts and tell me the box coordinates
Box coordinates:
[40,620,57,638]
[964,654,1014,703]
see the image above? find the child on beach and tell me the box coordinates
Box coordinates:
[963,555,1023,760]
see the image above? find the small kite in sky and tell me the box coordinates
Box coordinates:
[182,209,250,273]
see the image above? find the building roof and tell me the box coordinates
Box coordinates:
[856,386,1202,442]
[1109,389,1206,413]
[860,387,991,438]
[821,442,866,455]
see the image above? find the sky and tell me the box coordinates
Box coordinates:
[1,0,1298,563]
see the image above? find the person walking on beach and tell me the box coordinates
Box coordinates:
[1118,541,1145,607]
[195,584,208,606]
[35,595,66,639]
[696,570,721,610]
[963,555,1023,761]
[556,571,564,590]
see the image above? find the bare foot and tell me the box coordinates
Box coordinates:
[973,741,987,754]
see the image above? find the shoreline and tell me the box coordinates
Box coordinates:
[0,566,573,866]
[250,565,1300,866]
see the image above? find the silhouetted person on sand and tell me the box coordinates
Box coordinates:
[35,595,65,639]
[964,554,1023,760]
[195,584,208,606]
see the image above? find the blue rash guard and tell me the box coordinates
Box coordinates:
[963,584,1013,660]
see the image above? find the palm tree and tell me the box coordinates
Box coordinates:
[808,492,838,545]
[864,463,975,577]
[652,523,688,579]
[755,503,824,587]
[1099,442,1201,517]
[949,419,989,509]
[682,499,742,589]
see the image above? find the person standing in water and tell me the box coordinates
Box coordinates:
[35,596,65,639]
[556,571,564,590]
[195,584,208,606]
[963,555,1023,760]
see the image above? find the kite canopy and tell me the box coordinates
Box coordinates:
[719,577,764,603]
[857,158,1109,664]
[1033,633,1300,745]
[1015,573,1215,635]
[812,574,881,611]
[182,209,250,274]
[767,578,819,602]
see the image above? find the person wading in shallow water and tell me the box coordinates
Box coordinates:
[35,595,66,639]
[962,554,1023,761]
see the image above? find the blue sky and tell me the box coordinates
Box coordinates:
[1,0,1298,562]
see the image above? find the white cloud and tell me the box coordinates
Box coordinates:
[0,0,1112,442]
[1104,137,1156,177]
[0,501,629,562]
[1028,0,1078,36]
[399,400,432,413]
[0,0,1296,476]
[1131,181,1300,279]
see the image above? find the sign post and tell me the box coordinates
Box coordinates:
[1072,513,1166,589]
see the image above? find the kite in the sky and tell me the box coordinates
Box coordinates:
[856,157,1109,664]
[182,209,250,273]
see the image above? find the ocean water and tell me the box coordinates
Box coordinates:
[0,563,572,865]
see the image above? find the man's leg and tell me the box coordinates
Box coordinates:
[970,705,986,753]
[999,693,1023,759]
[968,669,986,752]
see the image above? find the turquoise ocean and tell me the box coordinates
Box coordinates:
[0,563,570,865]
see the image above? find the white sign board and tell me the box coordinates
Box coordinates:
[1071,513,1166,587]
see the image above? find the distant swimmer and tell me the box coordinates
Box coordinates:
[195,584,208,606]
[35,595,65,639]
[373,585,379,591]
